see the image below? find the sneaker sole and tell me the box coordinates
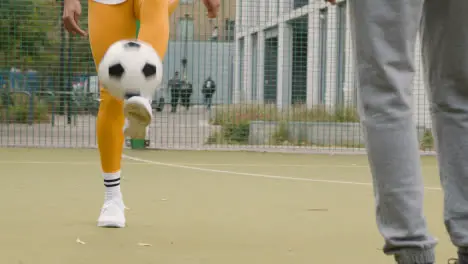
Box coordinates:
[123,100,151,139]
[97,221,126,228]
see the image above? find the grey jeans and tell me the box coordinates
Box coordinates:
[349,0,468,263]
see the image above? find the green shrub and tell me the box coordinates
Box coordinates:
[209,104,360,146]
[271,121,290,145]
[211,104,359,126]
[0,100,50,123]
[420,129,434,151]
[222,122,250,144]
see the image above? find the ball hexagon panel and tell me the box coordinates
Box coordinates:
[124,41,141,49]
[108,63,125,79]
[124,92,140,99]
[142,63,157,78]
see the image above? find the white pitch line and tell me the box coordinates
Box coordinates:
[0,160,370,168]
[0,160,347,167]
[122,154,442,191]
[170,163,439,169]
[0,160,145,165]
[0,159,439,171]
[170,163,372,168]
[0,160,357,167]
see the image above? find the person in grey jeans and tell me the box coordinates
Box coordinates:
[326,0,468,263]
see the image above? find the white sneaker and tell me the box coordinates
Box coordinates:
[97,199,126,228]
[123,96,152,139]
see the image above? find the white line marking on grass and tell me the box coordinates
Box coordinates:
[0,160,144,165]
[122,154,442,191]
[182,163,439,169]
[173,163,372,168]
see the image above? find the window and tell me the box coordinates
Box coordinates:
[318,7,328,104]
[277,0,280,16]
[291,16,308,104]
[178,17,194,41]
[239,38,245,101]
[294,0,308,9]
[251,34,258,100]
[264,36,278,104]
[335,1,346,106]
[224,19,235,42]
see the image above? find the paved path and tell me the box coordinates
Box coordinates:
[0,106,218,149]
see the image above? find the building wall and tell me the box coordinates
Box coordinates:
[156,41,235,105]
[234,0,431,128]
[169,0,236,41]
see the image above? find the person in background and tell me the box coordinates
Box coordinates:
[180,81,192,111]
[168,71,182,113]
[210,26,218,41]
[202,76,216,110]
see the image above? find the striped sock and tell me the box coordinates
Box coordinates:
[103,171,122,200]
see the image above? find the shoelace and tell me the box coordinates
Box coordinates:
[102,193,124,212]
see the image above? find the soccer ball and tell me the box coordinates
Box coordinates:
[98,40,163,100]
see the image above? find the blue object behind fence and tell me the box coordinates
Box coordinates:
[9,71,40,92]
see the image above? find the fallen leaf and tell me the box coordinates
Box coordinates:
[307,208,328,212]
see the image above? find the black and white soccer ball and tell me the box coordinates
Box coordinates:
[98,40,163,100]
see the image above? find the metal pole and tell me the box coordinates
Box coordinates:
[181,13,189,81]
[67,34,72,124]
[59,0,65,115]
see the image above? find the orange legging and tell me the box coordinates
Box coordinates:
[89,0,179,173]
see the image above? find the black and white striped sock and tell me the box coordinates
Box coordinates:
[103,172,122,200]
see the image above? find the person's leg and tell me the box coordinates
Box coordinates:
[168,0,179,18]
[205,94,211,110]
[171,89,178,112]
[180,91,187,109]
[207,94,212,110]
[135,0,178,58]
[349,0,437,263]
[123,0,178,134]
[183,91,190,110]
[186,90,192,109]
[88,0,136,228]
[420,1,468,263]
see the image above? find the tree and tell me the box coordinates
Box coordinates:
[0,0,61,70]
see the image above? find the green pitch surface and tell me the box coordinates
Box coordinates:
[0,148,455,263]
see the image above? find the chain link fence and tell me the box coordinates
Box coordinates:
[0,0,434,153]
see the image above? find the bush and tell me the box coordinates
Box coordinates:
[208,104,360,145]
[211,104,359,125]
[222,122,250,144]
[0,98,50,124]
[271,121,290,145]
[420,129,434,151]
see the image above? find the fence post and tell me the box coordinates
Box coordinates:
[28,76,34,125]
